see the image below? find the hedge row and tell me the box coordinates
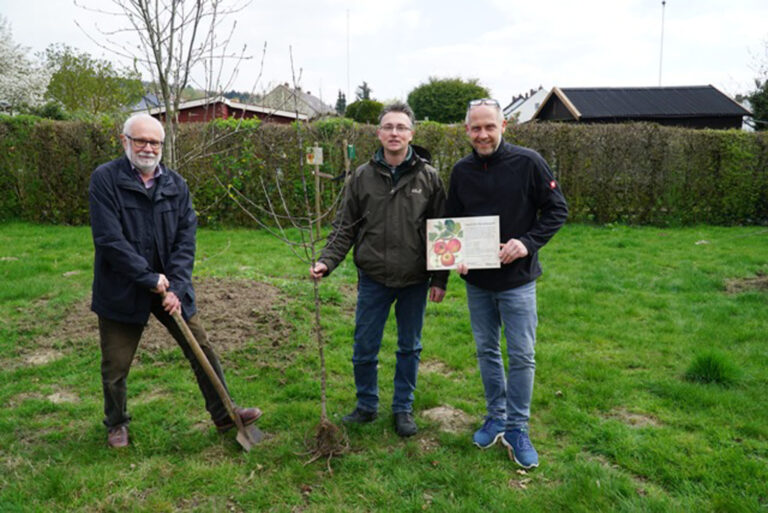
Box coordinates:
[1,116,766,226]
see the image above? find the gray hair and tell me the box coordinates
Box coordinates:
[465,102,505,125]
[378,102,415,126]
[123,113,165,139]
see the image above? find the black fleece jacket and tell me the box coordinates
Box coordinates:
[445,141,568,291]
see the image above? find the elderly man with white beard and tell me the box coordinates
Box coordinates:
[88,113,261,448]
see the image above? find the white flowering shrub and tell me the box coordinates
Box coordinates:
[0,16,51,114]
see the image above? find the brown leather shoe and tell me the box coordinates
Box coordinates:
[214,407,263,433]
[107,425,129,448]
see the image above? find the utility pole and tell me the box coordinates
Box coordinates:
[658,0,666,86]
[346,9,350,101]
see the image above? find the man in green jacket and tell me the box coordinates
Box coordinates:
[310,102,448,437]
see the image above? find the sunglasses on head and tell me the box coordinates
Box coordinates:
[467,98,500,108]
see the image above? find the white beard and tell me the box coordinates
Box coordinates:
[127,145,162,174]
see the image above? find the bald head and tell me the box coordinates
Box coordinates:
[121,114,165,174]
[465,104,507,157]
[465,102,504,125]
[123,113,165,139]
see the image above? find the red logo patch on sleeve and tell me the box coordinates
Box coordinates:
[549,180,557,189]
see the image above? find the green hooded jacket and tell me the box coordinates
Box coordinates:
[318,146,448,290]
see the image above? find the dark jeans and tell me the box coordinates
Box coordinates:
[98,298,229,428]
[352,272,429,414]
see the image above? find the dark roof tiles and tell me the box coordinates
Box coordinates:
[559,86,750,119]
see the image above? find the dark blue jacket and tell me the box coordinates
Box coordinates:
[89,156,198,324]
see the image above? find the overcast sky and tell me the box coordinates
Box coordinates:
[2,0,767,107]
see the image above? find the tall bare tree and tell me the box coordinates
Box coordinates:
[217,56,349,471]
[75,0,252,168]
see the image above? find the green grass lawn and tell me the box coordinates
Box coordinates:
[0,222,766,512]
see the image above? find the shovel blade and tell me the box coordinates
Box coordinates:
[235,430,254,452]
[235,424,265,451]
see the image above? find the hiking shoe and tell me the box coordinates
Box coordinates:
[394,411,418,437]
[501,428,539,469]
[214,407,263,433]
[473,417,505,449]
[342,407,378,424]
[107,425,129,448]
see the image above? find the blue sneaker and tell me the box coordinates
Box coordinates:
[472,417,505,449]
[502,428,539,469]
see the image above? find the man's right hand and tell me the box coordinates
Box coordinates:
[151,274,170,294]
[309,262,328,281]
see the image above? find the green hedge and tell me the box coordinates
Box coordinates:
[0,116,766,226]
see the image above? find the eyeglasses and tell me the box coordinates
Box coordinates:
[467,98,500,108]
[379,124,412,133]
[125,135,164,150]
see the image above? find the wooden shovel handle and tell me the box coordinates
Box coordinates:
[163,293,245,432]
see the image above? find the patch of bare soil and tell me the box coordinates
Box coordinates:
[22,277,292,366]
[25,350,61,366]
[8,392,44,407]
[421,405,474,434]
[725,271,768,294]
[607,407,661,428]
[418,436,440,453]
[47,391,80,404]
[420,359,453,376]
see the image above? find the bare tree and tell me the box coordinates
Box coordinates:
[75,0,253,168]
[219,53,350,472]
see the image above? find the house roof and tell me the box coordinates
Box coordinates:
[132,93,161,111]
[141,95,308,121]
[533,85,751,121]
[504,87,548,123]
[259,84,335,118]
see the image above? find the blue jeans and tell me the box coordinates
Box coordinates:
[352,272,429,413]
[466,280,537,430]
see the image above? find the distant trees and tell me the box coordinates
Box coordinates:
[747,81,768,130]
[43,44,144,118]
[407,77,490,123]
[222,89,261,103]
[345,81,380,123]
[747,40,768,130]
[79,0,253,168]
[356,81,372,101]
[344,99,383,124]
[0,16,50,114]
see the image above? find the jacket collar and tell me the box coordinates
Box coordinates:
[471,139,508,166]
[372,146,423,187]
[373,145,414,171]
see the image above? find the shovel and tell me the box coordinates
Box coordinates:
[165,295,264,451]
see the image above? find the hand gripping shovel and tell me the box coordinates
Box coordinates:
[166,299,264,451]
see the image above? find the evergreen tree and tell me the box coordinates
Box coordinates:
[335,90,346,115]
[748,79,768,130]
[356,81,372,101]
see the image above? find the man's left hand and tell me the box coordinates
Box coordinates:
[499,238,529,264]
[162,291,182,315]
[429,286,445,303]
